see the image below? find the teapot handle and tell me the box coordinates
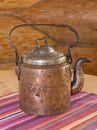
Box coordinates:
[8,23,79,66]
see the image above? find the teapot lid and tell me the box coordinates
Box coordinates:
[22,45,66,66]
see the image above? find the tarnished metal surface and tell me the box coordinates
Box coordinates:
[19,63,71,115]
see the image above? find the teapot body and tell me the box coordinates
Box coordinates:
[18,62,71,116]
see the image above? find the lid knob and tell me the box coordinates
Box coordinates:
[31,37,56,55]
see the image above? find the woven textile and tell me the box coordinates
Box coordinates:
[0,91,97,130]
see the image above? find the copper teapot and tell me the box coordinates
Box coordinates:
[8,23,90,116]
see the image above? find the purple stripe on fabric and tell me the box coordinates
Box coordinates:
[0,101,19,114]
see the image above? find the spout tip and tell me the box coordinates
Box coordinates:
[77,57,91,64]
[82,57,91,63]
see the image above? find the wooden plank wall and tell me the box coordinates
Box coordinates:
[0,0,97,75]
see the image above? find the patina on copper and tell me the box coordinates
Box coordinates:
[8,23,90,116]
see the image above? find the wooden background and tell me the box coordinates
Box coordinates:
[0,0,97,75]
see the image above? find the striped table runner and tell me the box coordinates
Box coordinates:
[0,91,97,130]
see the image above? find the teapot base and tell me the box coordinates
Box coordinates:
[20,103,70,116]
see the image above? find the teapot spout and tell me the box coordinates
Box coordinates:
[71,57,91,95]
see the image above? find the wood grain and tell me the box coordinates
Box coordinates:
[0,0,41,13]
[0,0,97,76]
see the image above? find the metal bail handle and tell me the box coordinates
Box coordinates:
[8,23,79,66]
